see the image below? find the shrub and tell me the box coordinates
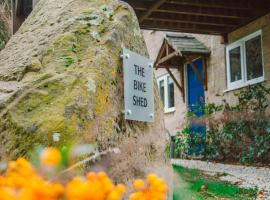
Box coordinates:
[174,83,270,164]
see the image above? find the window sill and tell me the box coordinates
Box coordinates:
[164,107,176,114]
[223,78,265,93]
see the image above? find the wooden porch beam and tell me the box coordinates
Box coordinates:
[165,39,181,56]
[165,41,169,56]
[141,20,230,35]
[145,20,231,32]
[154,40,166,69]
[146,13,240,28]
[179,66,185,102]
[127,0,270,35]
[142,26,223,35]
[185,56,205,89]
[156,65,180,69]
[203,57,208,91]
[221,34,228,44]
[166,67,184,97]
[126,0,267,11]
[138,0,166,23]
[166,0,251,10]
[132,2,252,19]
[156,51,179,66]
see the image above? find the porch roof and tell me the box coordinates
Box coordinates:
[154,34,210,101]
[155,34,210,69]
[124,0,270,37]
[166,34,210,55]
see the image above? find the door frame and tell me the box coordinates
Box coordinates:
[184,56,204,110]
[184,57,206,155]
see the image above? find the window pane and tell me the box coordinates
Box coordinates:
[167,77,174,108]
[229,46,242,82]
[159,80,165,106]
[245,35,263,80]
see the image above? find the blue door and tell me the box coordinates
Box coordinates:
[187,58,206,155]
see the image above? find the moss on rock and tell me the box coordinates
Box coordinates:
[0,0,171,188]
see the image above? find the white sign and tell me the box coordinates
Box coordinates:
[123,48,154,122]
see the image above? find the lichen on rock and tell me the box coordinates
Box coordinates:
[0,0,171,188]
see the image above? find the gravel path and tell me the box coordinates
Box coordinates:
[171,159,270,200]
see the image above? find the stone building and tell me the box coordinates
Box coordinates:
[143,13,270,136]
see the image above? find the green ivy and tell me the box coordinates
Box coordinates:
[174,83,270,164]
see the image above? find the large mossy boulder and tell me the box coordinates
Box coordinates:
[0,0,170,187]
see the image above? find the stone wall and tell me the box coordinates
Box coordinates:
[143,31,186,135]
[143,30,226,135]
[143,13,270,135]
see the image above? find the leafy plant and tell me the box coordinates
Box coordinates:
[63,56,74,67]
[174,128,190,158]
[71,44,77,53]
[175,83,270,164]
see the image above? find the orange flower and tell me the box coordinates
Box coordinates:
[0,158,64,200]
[40,147,61,167]
[66,172,126,200]
[133,179,145,190]
[0,148,167,200]
[129,173,168,200]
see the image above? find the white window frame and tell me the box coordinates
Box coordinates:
[157,74,176,113]
[226,30,264,91]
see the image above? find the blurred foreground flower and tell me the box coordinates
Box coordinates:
[0,158,64,200]
[0,147,168,200]
[66,172,126,200]
[130,174,168,200]
[40,147,61,167]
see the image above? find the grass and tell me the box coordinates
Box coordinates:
[173,164,258,200]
